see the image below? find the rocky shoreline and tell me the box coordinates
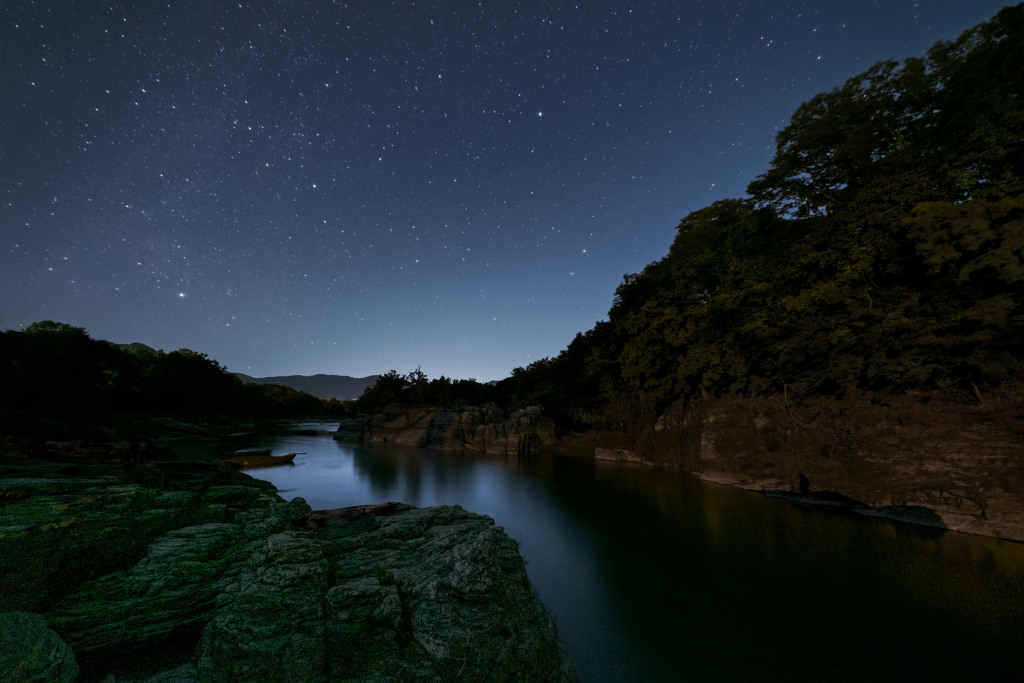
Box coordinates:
[335,405,556,456]
[604,391,1024,543]
[334,394,1024,542]
[0,445,575,682]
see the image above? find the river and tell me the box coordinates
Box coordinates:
[241,424,1024,681]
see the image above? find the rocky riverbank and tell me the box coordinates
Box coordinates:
[338,392,1024,542]
[336,405,556,456]
[627,391,1024,542]
[0,444,575,682]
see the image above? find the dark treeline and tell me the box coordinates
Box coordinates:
[353,366,589,424]
[494,6,1024,433]
[355,367,496,414]
[0,321,352,439]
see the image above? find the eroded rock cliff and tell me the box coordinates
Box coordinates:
[635,391,1024,541]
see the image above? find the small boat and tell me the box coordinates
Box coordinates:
[225,452,299,468]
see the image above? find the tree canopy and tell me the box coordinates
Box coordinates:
[502,5,1024,429]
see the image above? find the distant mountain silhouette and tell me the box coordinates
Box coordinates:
[234,373,379,401]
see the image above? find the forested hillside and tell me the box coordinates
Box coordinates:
[499,5,1023,435]
[0,321,350,439]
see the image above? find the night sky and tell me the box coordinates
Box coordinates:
[2,2,1011,381]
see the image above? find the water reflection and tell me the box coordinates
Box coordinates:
[246,432,1024,682]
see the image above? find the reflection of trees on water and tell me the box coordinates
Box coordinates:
[350,446,402,494]
[349,445,481,505]
[260,433,1024,681]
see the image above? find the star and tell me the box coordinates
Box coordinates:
[0,0,1008,381]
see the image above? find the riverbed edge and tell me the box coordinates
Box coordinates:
[574,391,1024,543]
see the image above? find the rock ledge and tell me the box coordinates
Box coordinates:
[0,453,574,682]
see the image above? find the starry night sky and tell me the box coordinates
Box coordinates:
[2,1,1011,381]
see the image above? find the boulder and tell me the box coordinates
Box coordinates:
[195,531,329,682]
[0,458,276,614]
[0,611,78,683]
[48,522,245,655]
[319,503,574,682]
[0,484,209,613]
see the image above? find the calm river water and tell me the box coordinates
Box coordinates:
[242,424,1024,682]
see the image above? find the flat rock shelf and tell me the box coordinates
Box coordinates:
[0,450,575,682]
